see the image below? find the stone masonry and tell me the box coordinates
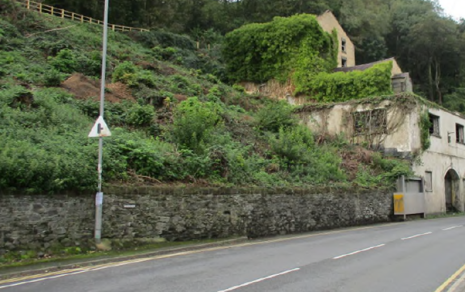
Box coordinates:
[0,186,393,252]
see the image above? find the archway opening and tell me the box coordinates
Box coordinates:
[444,169,460,212]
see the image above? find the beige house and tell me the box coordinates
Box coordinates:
[316,10,355,68]
[297,93,465,214]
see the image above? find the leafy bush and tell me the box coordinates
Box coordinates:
[75,51,101,77]
[270,125,314,163]
[355,153,413,188]
[169,74,202,95]
[172,97,223,153]
[48,49,77,74]
[112,61,139,85]
[125,104,155,127]
[255,101,296,132]
[301,62,394,101]
[0,85,31,107]
[43,69,64,87]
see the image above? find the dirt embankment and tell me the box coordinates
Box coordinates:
[61,73,135,102]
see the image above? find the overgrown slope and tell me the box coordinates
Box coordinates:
[0,0,410,193]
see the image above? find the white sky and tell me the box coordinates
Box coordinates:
[438,0,465,21]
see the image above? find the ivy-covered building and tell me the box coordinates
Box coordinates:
[297,93,465,215]
[316,10,355,68]
[334,58,413,94]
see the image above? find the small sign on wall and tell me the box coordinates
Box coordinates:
[123,204,136,209]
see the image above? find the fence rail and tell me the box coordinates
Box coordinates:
[16,0,149,32]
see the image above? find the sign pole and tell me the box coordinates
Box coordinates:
[95,0,110,244]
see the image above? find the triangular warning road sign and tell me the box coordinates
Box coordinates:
[88,116,112,138]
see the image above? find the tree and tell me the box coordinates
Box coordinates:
[408,15,461,103]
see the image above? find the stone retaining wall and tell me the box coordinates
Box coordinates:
[0,186,393,252]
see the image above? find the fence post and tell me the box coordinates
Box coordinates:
[50,6,54,16]
[72,13,74,20]
[61,9,64,18]
[39,2,42,13]
[112,25,115,31]
[81,15,84,23]
[26,0,30,9]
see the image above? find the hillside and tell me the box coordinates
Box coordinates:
[0,0,411,193]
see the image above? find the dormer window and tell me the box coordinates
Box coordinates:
[341,38,347,53]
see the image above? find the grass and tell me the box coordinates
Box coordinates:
[0,237,244,270]
[425,211,465,220]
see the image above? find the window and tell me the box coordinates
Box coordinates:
[456,124,464,143]
[341,38,347,52]
[425,171,433,192]
[341,57,347,67]
[429,114,440,136]
[353,109,387,135]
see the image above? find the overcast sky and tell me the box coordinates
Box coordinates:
[438,0,465,21]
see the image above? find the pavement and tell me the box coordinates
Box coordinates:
[1,217,465,292]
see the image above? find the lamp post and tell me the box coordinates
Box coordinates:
[91,0,111,244]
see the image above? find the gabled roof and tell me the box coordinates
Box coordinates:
[333,58,396,73]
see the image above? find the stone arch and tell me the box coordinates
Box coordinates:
[444,168,460,212]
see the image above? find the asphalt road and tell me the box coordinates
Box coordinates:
[2,217,465,292]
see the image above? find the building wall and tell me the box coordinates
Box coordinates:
[0,187,392,252]
[301,100,465,214]
[412,108,465,213]
[317,11,356,67]
[299,100,419,153]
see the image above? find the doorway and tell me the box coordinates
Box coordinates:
[444,169,460,212]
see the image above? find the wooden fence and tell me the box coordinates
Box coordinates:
[16,0,149,32]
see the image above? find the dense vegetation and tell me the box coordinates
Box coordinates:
[0,0,412,193]
[222,14,337,85]
[43,0,465,112]
[303,62,394,101]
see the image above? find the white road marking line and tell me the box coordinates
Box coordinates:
[0,270,88,290]
[443,226,462,231]
[401,232,432,240]
[217,268,300,292]
[333,244,385,260]
[0,224,400,289]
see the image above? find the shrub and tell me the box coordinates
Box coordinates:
[48,49,77,74]
[125,104,155,127]
[75,51,101,77]
[43,69,64,87]
[270,125,314,163]
[172,96,223,153]
[112,61,139,85]
[256,101,296,132]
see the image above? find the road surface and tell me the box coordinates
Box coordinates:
[1,216,465,292]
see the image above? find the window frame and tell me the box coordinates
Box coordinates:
[352,109,388,136]
[341,38,347,53]
[456,123,464,144]
[428,113,440,137]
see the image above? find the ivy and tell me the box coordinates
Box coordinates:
[222,14,337,84]
[299,61,394,102]
[419,110,431,151]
